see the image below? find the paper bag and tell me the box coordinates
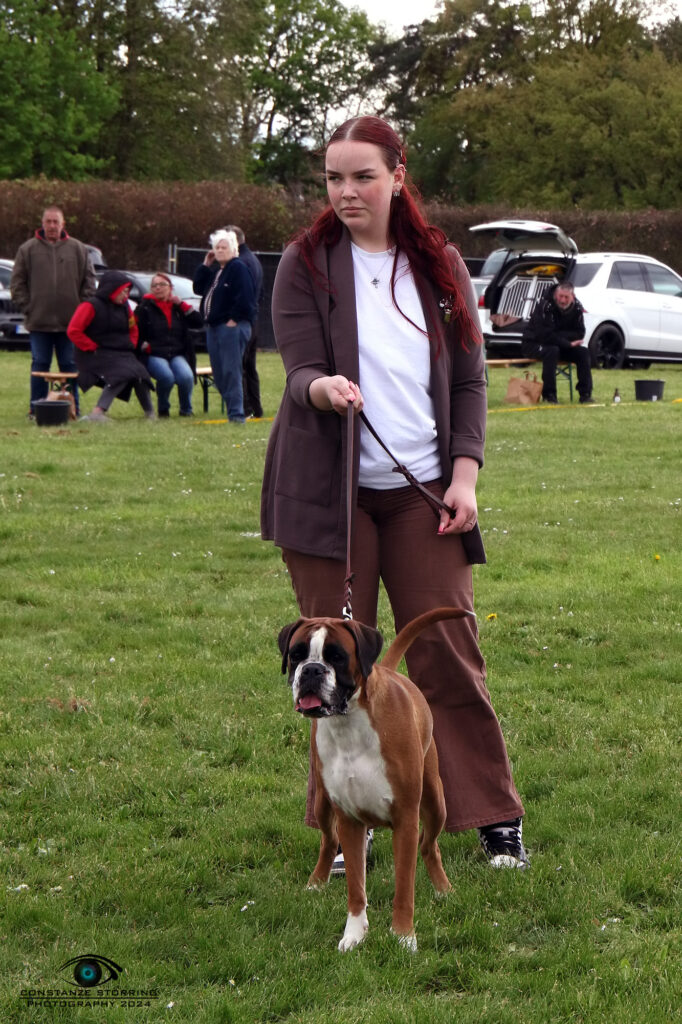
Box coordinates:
[504,371,543,406]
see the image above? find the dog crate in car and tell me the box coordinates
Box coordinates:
[496,270,560,321]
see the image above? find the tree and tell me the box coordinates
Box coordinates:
[222,0,378,186]
[392,0,681,208]
[1,0,379,184]
[0,1,119,178]
[410,47,682,208]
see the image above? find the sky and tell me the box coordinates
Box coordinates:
[348,0,682,34]
[344,0,443,36]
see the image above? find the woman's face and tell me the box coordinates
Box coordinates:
[151,277,172,299]
[325,140,405,250]
[213,239,234,265]
[112,285,131,305]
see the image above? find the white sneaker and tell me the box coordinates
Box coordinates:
[331,829,374,877]
[81,409,111,423]
[478,818,529,869]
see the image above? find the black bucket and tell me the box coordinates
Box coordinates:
[634,379,665,402]
[34,399,71,426]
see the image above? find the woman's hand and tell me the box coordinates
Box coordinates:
[227,319,237,327]
[438,457,479,535]
[308,376,363,414]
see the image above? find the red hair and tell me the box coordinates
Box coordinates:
[294,116,477,346]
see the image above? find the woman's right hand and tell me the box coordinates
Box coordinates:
[309,376,363,414]
[204,251,216,266]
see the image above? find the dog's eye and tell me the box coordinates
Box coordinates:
[288,644,307,665]
[325,647,347,666]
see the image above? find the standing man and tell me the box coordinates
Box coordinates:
[225,225,264,418]
[11,206,95,417]
[521,281,595,404]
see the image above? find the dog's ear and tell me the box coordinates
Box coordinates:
[344,621,383,680]
[278,619,305,674]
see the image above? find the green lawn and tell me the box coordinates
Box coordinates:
[1,350,680,1023]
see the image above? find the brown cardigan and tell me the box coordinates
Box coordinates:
[260,230,487,562]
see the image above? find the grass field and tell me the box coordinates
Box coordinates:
[1,350,680,1023]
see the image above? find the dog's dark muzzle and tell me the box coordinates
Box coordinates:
[295,662,349,718]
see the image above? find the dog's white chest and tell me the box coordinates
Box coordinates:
[316,706,394,824]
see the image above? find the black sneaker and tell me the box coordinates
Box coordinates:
[158,410,170,418]
[330,829,374,877]
[579,396,596,405]
[478,818,529,869]
[542,395,558,405]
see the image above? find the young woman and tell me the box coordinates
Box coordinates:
[67,270,155,422]
[193,230,256,424]
[136,273,202,417]
[261,116,528,869]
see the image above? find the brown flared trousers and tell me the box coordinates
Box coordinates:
[282,481,524,833]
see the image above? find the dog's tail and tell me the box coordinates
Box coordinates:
[381,607,475,672]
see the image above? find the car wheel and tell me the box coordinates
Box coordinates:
[589,324,625,369]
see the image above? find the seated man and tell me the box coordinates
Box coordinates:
[521,282,594,404]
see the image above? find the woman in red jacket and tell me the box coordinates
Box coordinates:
[67,271,155,422]
[136,273,202,417]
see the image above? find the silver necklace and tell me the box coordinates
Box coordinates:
[355,246,395,288]
[370,251,395,288]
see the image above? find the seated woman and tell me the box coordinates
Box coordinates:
[67,271,155,422]
[136,273,203,417]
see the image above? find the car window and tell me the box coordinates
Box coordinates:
[0,267,11,288]
[608,261,648,292]
[646,264,682,297]
[569,263,600,287]
[125,279,145,302]
[170,278,195,301]
[480,249,509,277]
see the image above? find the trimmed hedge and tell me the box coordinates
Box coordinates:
[1,180,681,274]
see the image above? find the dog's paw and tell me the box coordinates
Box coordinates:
[392,929,418,953]
[306,877,328,891]
[338,911,368,952]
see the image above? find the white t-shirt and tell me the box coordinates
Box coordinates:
[351,243,441,489]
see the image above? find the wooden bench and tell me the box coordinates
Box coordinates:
[484,358,574,402]
[195,365,223,413]
[31,371,79,392]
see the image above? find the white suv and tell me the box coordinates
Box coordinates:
[471,220,682,368]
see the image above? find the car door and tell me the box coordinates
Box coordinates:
[644,263,682,356]
[605,261,661,354]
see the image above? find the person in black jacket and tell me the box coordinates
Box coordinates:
[225,224,264,418]
[136,273,203,417]
[522,282,594,404]
[193,230,256,424]
[67,271,155,422]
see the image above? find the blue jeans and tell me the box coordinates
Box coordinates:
[30,331,80,413]
[206,321,251,421]
[147,355,194,414]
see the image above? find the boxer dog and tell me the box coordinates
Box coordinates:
[278,606,472,953]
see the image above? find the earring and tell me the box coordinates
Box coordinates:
[392,189,401,197]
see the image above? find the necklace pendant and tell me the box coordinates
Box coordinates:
[371,277,379,288]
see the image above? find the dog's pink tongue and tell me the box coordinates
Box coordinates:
[298,694,323,711]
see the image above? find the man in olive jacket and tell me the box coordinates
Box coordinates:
[11,206,95,416]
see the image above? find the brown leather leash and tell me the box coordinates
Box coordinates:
[341,403,458,620]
